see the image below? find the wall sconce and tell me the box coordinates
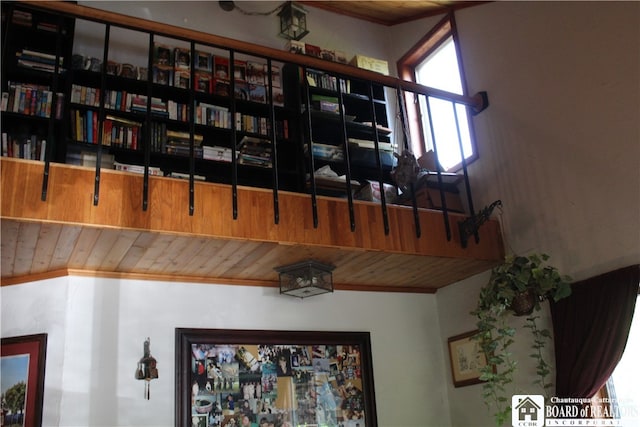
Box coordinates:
[135,337,158,399]
[278,2,309,41]
[275,260,334,298]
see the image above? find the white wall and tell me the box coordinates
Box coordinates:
[386,2,640,426]
[1,276,448,427]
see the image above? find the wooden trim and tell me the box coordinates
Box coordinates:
[20,0,484,110]
[0,269,71,286]
[1,268,436,294]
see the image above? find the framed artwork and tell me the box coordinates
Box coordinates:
[176,328,378,427]
[1,333,48,427]
[195,51,213,71]
[447,330,488,387]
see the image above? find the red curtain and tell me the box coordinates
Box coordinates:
[550,264,639,398]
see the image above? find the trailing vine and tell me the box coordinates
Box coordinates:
[471,253,571,426]
[523,315,553,396]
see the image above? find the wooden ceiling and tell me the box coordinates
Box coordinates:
[0,219,499,292]
[299,1,486,26]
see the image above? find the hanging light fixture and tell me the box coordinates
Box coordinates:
[278,1,309,41]
[276,260,334,298]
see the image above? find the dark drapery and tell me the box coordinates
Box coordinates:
[550,264,639,398]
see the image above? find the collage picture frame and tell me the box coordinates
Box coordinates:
[176,328,378,427]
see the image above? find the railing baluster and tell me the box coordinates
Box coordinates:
[452,102,478,244]
[337,77,356,232]
[41,13,66,201]
[267,58,280,225]
[425,96,451,241]
[367,82,389,235]
[396,87,421,238]
[229,50,238,220]
[188,41,197,216]
[92,24,110,207]
[143,33,153,211]
[302,66,319,228]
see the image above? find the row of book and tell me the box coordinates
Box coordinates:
[70,109,142,149]
[114,161,162,176]
[305,69,348,93]
[16,48,64,74]
[163,129,203,158]
[237,136,272,168]
[1,82,64,119]
[71,84,190,121]
[10,8,60,32]
[1,132,46,161]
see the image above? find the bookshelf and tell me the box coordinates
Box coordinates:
[0,3,75,162]
[62,20,302,193]
[1,3,398,208]
[284,65,397,199]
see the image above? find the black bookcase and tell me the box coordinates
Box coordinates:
[284,65,397,197]
[1,3,75,162]
[1,4,395,200]
[64,19,304,193]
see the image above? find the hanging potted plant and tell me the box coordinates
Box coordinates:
[471,253,572,426]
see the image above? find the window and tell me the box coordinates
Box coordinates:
[397,13,477,171]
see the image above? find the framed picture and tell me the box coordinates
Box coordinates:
[447,330,488,387]
[1,333,48,427]
[176,328,378,427]
[195,51,212,71]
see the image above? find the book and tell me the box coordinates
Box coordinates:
[249,84,266,104]
[153,43,172,66]
[174,47,190,70]
[194,71,212,93]
[234,81,249,100]
[233,59,246,81]
[214,56,229,79]
[247,61,267,85]
[153,65,173,86]
[174,70,190,89]
[194,51,212,71]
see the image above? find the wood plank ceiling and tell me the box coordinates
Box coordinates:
[299,1,487,26]
[1,219,498,293]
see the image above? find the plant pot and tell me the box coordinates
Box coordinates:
[510,289,536,316]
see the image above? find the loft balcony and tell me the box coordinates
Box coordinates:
[1,158,503,291]
[0,1,504,291]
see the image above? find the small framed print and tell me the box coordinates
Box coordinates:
[174,70,191,89]
[154,43,173,66]
[447,330,489,387]
[174,47,191,70]
[195,51,212,71]
[118,63,137,79]
[153,65,173,86]
[195,71,212,93]
[1,334,48,427]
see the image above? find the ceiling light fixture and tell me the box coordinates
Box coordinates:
[276,260,334,298]
[218,1,309,41]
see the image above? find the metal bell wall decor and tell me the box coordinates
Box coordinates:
[135,337,158,399]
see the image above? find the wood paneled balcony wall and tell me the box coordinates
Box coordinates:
[0,2,504,292]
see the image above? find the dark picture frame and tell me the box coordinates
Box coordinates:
[1,333,48,427]
[176,328,378,427]
[447,330,488,387]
